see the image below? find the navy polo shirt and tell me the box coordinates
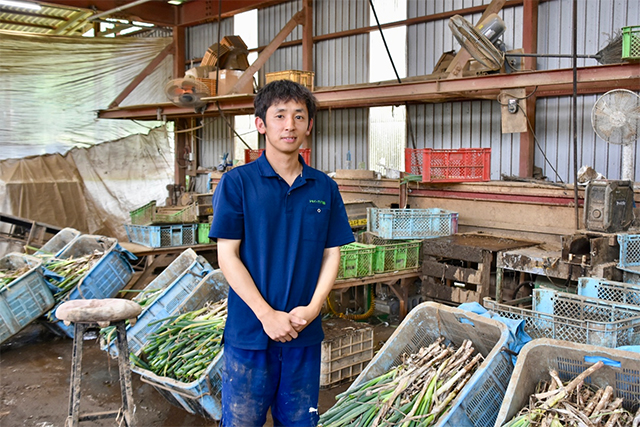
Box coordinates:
[209,154,354,350]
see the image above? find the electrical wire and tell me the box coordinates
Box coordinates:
[495,90,565,183]
[367,0,417,150]
[215,101,252,150]
[495,86,538,104]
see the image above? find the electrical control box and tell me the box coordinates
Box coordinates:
[584,180,634,233]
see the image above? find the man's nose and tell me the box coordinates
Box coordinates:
[284,115,295,130]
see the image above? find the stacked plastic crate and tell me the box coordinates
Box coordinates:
[617,233,640,284]
[0,253,55,344]
[124,200,199,248]
[101,249,228,420]
[483,285,640,349]
[44,234,136,338]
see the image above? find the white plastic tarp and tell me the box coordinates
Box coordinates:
[0,30,173,160]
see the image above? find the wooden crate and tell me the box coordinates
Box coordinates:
[265,70,314,91]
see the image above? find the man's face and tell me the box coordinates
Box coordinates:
[256,100,313,156]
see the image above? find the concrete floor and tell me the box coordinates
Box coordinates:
[0,319,396,427]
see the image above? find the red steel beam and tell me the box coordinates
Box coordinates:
[97,64,639,120]
[312,63,640,109]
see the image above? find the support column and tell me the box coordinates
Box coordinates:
[519,0,539,178]
[302,0,314,72]
[173,25,186,79]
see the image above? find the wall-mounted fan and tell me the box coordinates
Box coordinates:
[164,76,210,112]
[591,89,640,180]
[448,13,506,71]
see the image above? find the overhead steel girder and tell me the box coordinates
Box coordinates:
[312,63,640,109]
[96,63,639,120]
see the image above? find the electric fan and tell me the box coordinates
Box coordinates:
[448,13,506,71]
[163,76,211,112]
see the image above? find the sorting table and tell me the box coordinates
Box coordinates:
[119,241,217,291]
[333,268,421,320]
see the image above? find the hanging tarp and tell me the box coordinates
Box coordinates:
[0,30,173,160]
[0,127,174,240]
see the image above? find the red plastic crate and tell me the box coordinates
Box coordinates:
[405,148,491,183]
[244,148,311,165]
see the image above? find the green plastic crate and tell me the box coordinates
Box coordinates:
[372,240,422,273]
[198,223,212,244]
[337,243,375,279]
[129,200,156,225]
[622,25,640,60]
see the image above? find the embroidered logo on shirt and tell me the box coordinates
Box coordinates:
[309,199,326,205]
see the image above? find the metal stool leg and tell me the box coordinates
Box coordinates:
[66,323,88,427]
[64,321,136,427]
[115,320,136,427]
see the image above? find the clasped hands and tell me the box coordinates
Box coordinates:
[260,305,317,343]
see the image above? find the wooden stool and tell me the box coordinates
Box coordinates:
[56,299,142,427]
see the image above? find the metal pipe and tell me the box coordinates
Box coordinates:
[87,0,152,22]
[572,0,579,230]
[504,53,598,59]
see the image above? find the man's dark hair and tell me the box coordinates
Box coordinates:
[254,79,318,126]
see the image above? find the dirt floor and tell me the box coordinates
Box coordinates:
[0,318,397,427]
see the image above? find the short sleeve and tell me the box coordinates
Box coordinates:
[209,173,244,240]
[325,180,356,248]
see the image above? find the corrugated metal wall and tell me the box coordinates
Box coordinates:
[258,0,304,77]
[187,20,235,175]
[313,108,369,172]
[535,95,640,183]
[537,0,639,70]
[405,0,522,179]
[408,101,518,179]
[187,0,637,181]
[199,116,233,170]
[186,19,235,66]
[314,0,369,87]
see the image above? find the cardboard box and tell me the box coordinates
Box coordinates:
[208,69,253,95]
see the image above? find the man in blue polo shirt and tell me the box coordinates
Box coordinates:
[209,79,354,426]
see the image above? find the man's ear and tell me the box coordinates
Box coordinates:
[255,116,266,134]
[306,118,314,135]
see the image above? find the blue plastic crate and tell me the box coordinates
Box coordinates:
[495,339,640,426]
[578,277,640,305]
[618,233,640,274]
[131,270,229,420]
[367,208,458,240]
[484,288,640,348]
[47,235,135,338]
[124,223,198,248]
[0,253,55,344]
[106,249,212,357]
[343,302,512,427]
[34,228,82,258]
[624,270,640,286]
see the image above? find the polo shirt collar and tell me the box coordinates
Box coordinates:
[256,152,317,181]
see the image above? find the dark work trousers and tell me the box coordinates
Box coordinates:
[221,343,321,427]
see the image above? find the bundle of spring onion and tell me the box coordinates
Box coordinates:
[44,251,103,301]
[502,360,639,427]
[99,287,167,346]
[131,299,227,383]
[319,337,483,427]
[0,265,30,289]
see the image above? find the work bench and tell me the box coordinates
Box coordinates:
[119,241,217,292]
[333,268,421,320]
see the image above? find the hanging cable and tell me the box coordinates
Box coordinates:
[518,107,565,184]
[368,0,417,150]
[215,101,252,150]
